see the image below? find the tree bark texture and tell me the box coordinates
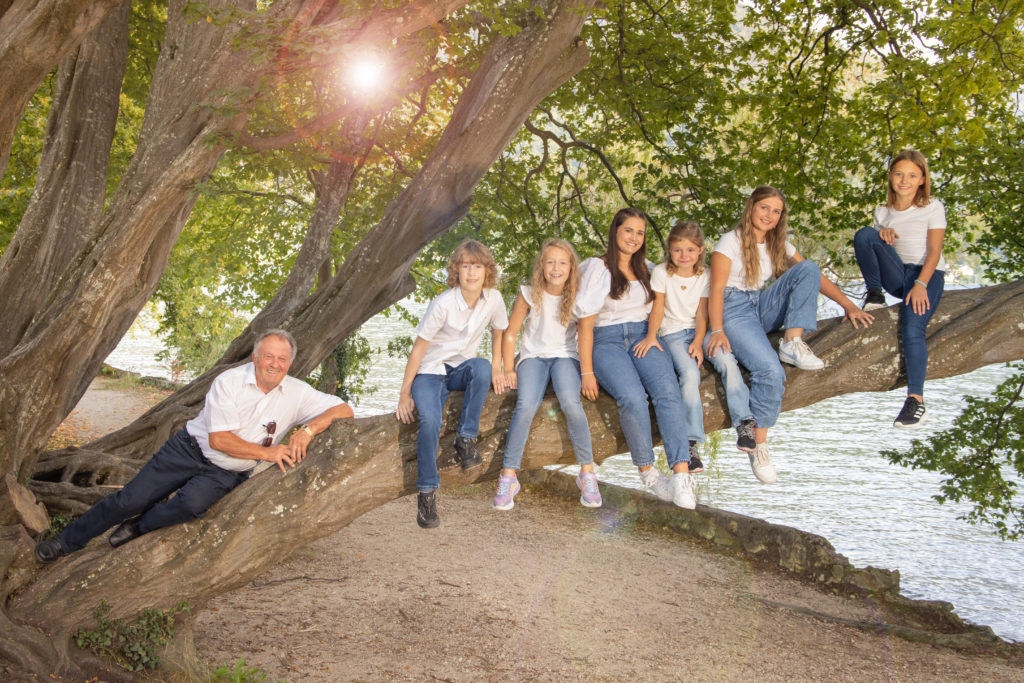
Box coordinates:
[31,0,599,479]
[0,0,131,353]
[9,281,1024,676]
[32,277,1024,514]
[0,0,124,178]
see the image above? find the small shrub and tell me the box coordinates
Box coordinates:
[74,600,190,671]
[210,658,283,683]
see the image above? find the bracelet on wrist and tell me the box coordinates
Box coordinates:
[914,279,927,288]
[710,329,723,335]
[581,371,594,376]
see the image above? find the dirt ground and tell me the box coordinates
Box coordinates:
[60,378,1024,681]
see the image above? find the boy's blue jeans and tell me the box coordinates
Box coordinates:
[722,259,821,429]
[592,322,690,469]
[410,357,491,491]
[502,356,593,470]
[853,227,945,395]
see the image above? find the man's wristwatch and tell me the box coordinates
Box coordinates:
[300,424,314,438]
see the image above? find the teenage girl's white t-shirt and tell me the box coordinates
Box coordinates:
[576,257,653,326]
[713,229,797,290]
[518,284,578,362]
[650,265,709,336]
[872,198,947,271]
[415,287,508,375]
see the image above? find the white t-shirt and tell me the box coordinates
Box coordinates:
[186,363,344,472]
[713,229,797,290]
[576,257,653,327]
[518,284,578,362]
[415,287,509,375]
[873,198,947,270]
[650,265,709,335]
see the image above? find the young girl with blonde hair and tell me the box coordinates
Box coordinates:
[707,186,872,483]
[854,150,946,426]
[494,238,599,510]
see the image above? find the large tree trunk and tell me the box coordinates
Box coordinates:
[0,0,124,178]
[32,278,1024,514]
[2,0,596,676]
[32,0,599,480]
[0,0,131,353]
[10,282,1024,676]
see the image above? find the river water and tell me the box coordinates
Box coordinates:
[106,304,1023,643]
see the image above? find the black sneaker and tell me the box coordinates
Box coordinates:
[736,418,756,453]
[417,491,440,528]
[893,396,927,427]
[687,441,705,473]
[34,538,65,564]
[454,436,482,470]
[863,289,886,311]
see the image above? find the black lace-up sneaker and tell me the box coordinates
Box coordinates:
[454,436,482,469]
[417,491,440,528]
[736,418,756,452]
[863,289,886,311]
[893,396,927,427]
[687,441,705,473]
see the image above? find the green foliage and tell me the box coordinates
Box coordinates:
[883,364,1024,541]
[42,513,73,541]
[74,600,190,672]
[210,658,283,683]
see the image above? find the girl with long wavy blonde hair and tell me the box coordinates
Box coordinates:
[494,239,597,510]
[707,186,873,484]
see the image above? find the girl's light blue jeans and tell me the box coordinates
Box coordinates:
[722,259,821,429]
[701,336,754,428]
[502,356,593,470]
[592,322,690,469]
[853,227,944,396]
[658,328,706,443]
[410,357,491,491]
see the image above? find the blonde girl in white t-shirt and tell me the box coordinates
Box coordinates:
[493,239,598,510]
[853,150,947,427]
[707,186,872,483]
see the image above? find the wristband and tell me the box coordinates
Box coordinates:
[581,371,594,376]
[914,279,927,288]
[710,329,723,335]
[300,424,314,438]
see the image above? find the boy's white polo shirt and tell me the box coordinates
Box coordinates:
[416,287,508,375]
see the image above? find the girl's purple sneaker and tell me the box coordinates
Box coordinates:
[576,471,602,508]
[493,473,521,510]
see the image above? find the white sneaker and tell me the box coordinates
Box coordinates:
[638,467,674,502]
[671,472,696,509]
[778,337,824,370]
[748,442,777,484]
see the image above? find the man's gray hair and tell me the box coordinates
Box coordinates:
[254,328,297,361]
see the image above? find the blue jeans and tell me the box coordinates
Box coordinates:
[722,259,821,428]
[853,227,945,395]
[502,357,593,470]
[410,357,491,491]
[58,429,249,553]
[659,328,705,443]
[592,322,690,469]
[701,336,754,427]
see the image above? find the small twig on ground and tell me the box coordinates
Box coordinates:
[249,574,348,588]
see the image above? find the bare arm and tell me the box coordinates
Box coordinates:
[707,252,732,356]
[905,229,945,315]
[491,322,506,394]
[208,400,350,475]
[633,292,665,357]
[501,293,530,390]
[396,337,431,424]
[577,314,599,400]
[790,251,873,329]
[691,297,708,364]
